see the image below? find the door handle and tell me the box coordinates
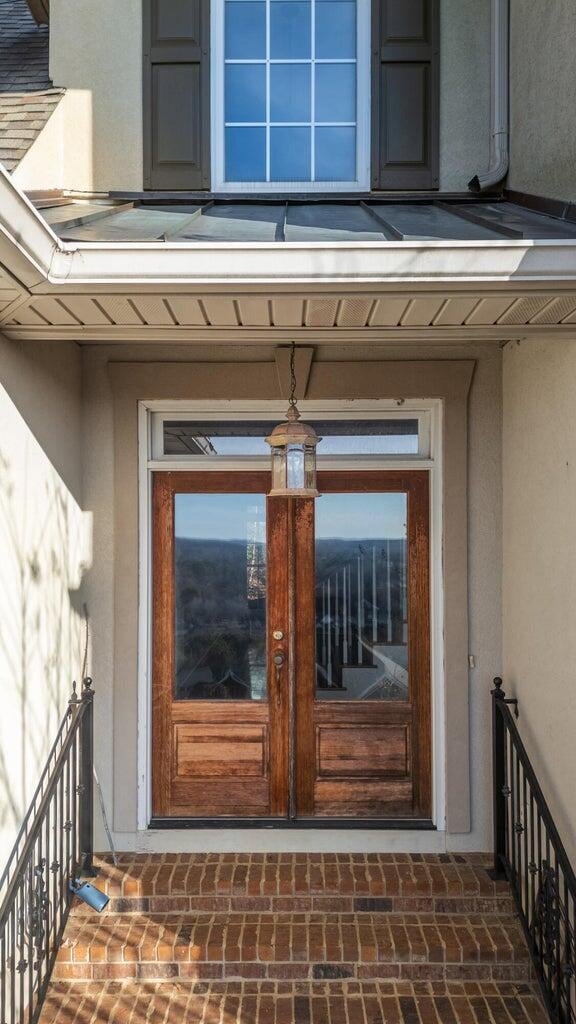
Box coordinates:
[272,651,285,709]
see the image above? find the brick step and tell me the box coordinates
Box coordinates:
[83,891,514,916]
[54,911,532,983]
[39,979,548,1024]
[86,853,513,916]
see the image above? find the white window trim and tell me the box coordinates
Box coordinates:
[211,0,371,193]
[137,399,445,832]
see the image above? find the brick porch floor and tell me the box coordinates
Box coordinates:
[39,854,548,1023]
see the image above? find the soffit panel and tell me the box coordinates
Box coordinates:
[4,288,576,342]
[0,261,30,319]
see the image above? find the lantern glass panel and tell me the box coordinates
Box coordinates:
[287,443,305,490]
[304,445,317,490]
[271,446,286,491]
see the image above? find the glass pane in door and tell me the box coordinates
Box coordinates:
[174,494,267,701]
[315,493,408,701]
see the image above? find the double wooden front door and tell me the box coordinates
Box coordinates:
[152,470,431,821]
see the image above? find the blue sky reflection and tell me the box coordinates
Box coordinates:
[175,492,407,541]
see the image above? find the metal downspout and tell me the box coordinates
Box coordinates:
[468,0,510,192]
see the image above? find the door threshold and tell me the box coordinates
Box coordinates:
[149,817,435,831]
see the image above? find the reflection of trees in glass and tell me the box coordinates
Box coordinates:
[246,504,266,601]
[175,538,266,701]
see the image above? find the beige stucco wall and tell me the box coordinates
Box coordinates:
[80,341,502,853]
[25,90,97,196]
[37,0,488,194]
[440,0,490,192]
[12,97,66,193]
[48,0,143,193]
[509,0,576,203]
[0,335,88,867]
[503,337,576,862]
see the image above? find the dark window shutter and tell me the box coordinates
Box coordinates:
[371,0,439,190]
[144,0,210,190]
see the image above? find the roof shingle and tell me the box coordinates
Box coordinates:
[0,0,51,93]
[0,89,63,171]
[0,0,64,171]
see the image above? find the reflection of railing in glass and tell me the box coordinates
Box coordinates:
[315,538,408,701]
[174,495,267,701]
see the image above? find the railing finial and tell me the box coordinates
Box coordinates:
[492,676,505,699]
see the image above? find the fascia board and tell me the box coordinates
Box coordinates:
[47,238,576,289]
[0,165,59,288]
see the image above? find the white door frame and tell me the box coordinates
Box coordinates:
[137,398,445,832]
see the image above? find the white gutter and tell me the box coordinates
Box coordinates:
[0,163,58,288]
[45,238,576,288]
[469,0,510,193]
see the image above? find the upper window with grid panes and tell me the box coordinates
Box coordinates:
[213,0,370,191]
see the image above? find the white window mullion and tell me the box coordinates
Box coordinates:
[311,0,316,182]
[265,0,271,183]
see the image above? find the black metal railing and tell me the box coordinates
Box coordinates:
[492,678,576,1024]
[0,678,95,1024]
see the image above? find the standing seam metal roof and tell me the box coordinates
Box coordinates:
[37,198,576,244]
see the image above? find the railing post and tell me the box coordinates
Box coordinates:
[79,677,97,877]
[490,677,507,879]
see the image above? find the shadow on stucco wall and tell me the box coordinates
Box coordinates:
[0,427,90,868]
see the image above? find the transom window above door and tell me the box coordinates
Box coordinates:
[213,0,370,190]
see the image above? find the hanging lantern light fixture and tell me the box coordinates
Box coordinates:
[266,343,320,498]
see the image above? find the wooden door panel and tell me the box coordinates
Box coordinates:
[294,497,317,817]
[314,780,414,817]
[266,497,290,816]
[314,701,413,725]
[296,470,431,820]
[170,779,271,818]
[174,723,269,779]
[152,472,285,819]
[317,724,410,779]
[314,713,413,816]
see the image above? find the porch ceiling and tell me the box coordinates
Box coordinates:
[2,166,576,344]
[4,288,576,346]
[0,261,25,319]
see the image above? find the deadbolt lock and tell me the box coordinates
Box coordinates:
[272,630,284,641]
